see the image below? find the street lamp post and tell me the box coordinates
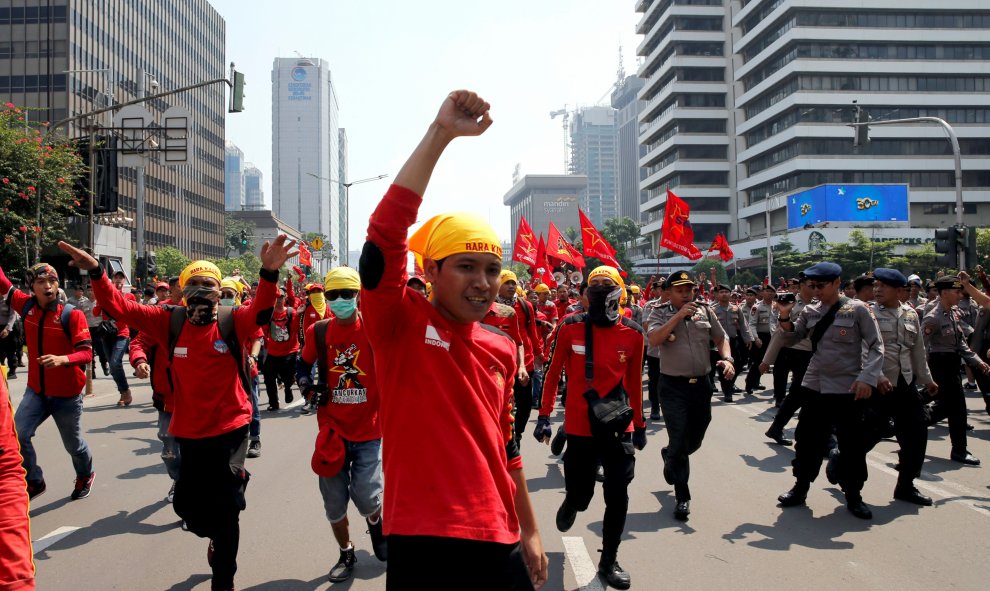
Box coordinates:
[306,172,388,266]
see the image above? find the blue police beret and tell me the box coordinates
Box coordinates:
[873,268,907,287]
[802,262,842,281]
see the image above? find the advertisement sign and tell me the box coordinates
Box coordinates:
[287,66,312,102]
[787,184,909,229]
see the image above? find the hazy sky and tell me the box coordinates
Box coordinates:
[211,0,640,247]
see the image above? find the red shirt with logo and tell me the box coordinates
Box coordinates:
[541,314,646,437]
[0,372,34,589]
[91,271,277,439]
[482,303,523,349]
[363,184,521,545]
[539,300,558,324]
[300,316,380,442]
[0,271,92,397]
[263,308,300,356]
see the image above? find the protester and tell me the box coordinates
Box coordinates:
[93,270,136,406]
[0,369,34,590]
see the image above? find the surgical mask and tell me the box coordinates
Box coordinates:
[220,297,237,306]
[586,285,621,327]
[182,284,220,325]
[329,298,357,319]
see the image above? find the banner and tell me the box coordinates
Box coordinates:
[579,209,622,269]
[659,190,702,260]
[299,242,312,267]
[511,217,538,268]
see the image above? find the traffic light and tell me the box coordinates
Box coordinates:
[230,70,245,113]
[146,251,157,278]
[136,256,147,281]
[238,229,248,253]
[964,227,978,269]
[853,105,871,147]
[934,226,960,269]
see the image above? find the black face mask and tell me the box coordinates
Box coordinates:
[586,285,621,327]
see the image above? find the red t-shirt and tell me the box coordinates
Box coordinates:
[363,184,521,545]
[300,317,380,442]
[539,300,557,323]
[541,314,646,437]
[513,298,541,371]
[482,303,523,348]
[554,298,574,320]
[93,289,136,337]
[0,272,92,397]
[0,373,34,589]
[91,272,277,439]
[129,329,173,411]
[263,308,300,356]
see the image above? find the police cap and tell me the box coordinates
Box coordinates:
[745,286,759,295]
[934,275,963,291]
[715,283,731,292]
[665,271,695,288]
[803,262,842,282]
[873,268,907,288]
[853,272,875,291]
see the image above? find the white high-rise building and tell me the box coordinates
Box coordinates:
[271,57,340,263]
[244,164,265,211]
[225,142,245,212]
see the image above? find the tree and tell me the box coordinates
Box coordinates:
[507,262,532,285]
[566,216,644,284]
[691,259,728,285]
[212,252,262,283]
[302,232,337,265]
[224,216,256,257]
[155,246,190,279]
[0,104,85,273]
[822,229,897,277]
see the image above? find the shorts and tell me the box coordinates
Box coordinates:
[318,438,383,523]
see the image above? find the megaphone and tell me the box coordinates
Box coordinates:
[569,271,583,285]
[553,272,566,286]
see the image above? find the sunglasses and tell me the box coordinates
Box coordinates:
[327,289,358,300]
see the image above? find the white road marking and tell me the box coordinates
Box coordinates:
[33,526,81,554]
[562,536,605,591]
[726,401,990,517]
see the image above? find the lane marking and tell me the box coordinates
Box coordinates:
[33,526,81,554]
[562,536,605,591]
[725,400,990,517]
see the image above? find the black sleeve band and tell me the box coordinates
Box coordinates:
[505,439,520,463]
[359,241,385,290]
[258,268,279,283]
[89,265,105,280]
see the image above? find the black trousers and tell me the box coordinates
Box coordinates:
[714,336,743,393]
[770,348,813,432]
[745,331,771,390]
[563,433,635,552]
[646,355,660,414]
[261,353,296,407]
[513,375,533,449]
[865,377,928,488]
[0,332,18,371]
[174,426,250,591]
[792,392,869,495]
[658,374,712,501]
[387,535,533,591]
[927,352,969,453]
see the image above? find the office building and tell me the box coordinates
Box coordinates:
[0,0,228,260]
[271,56,340,249]
[504,174,588,260]
[633,0,990,267]
[611,75,646,222]
[570,106,619,227]
[244,164,264,211]
[225,142,245,211]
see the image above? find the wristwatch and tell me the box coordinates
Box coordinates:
[722,356,734,365]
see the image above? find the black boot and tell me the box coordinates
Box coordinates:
[778,481,810,507]
[598,547,631,590]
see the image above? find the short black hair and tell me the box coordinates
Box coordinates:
[143,286,155,297]
[578,280,589,296]
[168,277,180,287]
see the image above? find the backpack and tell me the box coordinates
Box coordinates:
[313,318,331,387]
[166,305,252,397]
[21,300,76,341]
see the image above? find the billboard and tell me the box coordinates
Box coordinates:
[786,184,909,229]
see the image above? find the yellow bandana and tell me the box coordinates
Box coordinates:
[325,267,361,291]
[409,213,502,262]
[178,260,222,289]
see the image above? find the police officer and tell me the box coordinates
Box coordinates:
[922,275,990,465]
[776,262,884,520]
[760,277,817,445]
[853,273,875,303]
[745,285,775,395]
[712,284,752,402]
[862,268,937,505]
[646,271,734,521]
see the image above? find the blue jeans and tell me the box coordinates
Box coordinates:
[14,387,93,482]
[318,438,383,523]
[531,368,544,409]
[101,334,130,392]
[249,376,260,442]
[157,411,181,480]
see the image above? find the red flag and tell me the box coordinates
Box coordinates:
[546,222,585,268]
[533,234,557,288]
[707,233,734,263]
[511,217,538,268]
[299,242,312,267]
[563,240,586,269]
[659,190,702,260]
[579,209,622,269]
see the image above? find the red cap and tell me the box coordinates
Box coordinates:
[155,282,169,290]
[311,423,345,478]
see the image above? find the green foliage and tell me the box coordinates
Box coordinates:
[212,252,262,283]
[224,216,256,257]
[507,262,532,284]
[732,270,761,288]
[155,246,191,279]
[0,104,86,273]
[302,232,336,263]
[691,259,728,285]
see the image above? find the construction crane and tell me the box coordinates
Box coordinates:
[549,107,570,173]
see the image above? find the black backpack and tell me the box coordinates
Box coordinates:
[166,305,253,396]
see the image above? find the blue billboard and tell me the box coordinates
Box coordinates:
[786,184,909,229]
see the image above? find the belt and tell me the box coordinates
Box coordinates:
[929,351,961,357]
[660,373,707,384]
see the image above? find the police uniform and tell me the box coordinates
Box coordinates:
[922,276,987,465]
[712,287,752,401]
[864,269,934,505]
[968,305,990,412]
[745,289,775,393]
[645,271,730,519]
[644,299,664,420]
[762,289,814,444]
[776,262,884,519]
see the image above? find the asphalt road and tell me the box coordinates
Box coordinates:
[19,368,990,590]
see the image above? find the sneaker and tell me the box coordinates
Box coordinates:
[247,440,261,458]
[300,403,313,416]
[366,517,388,562]
[327,546,356,583]
[167,481,176,503]
[71,473,95,500]
[964,381,977,390]
[26,479,46,500]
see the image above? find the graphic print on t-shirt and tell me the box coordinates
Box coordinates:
[331,343,367,404]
